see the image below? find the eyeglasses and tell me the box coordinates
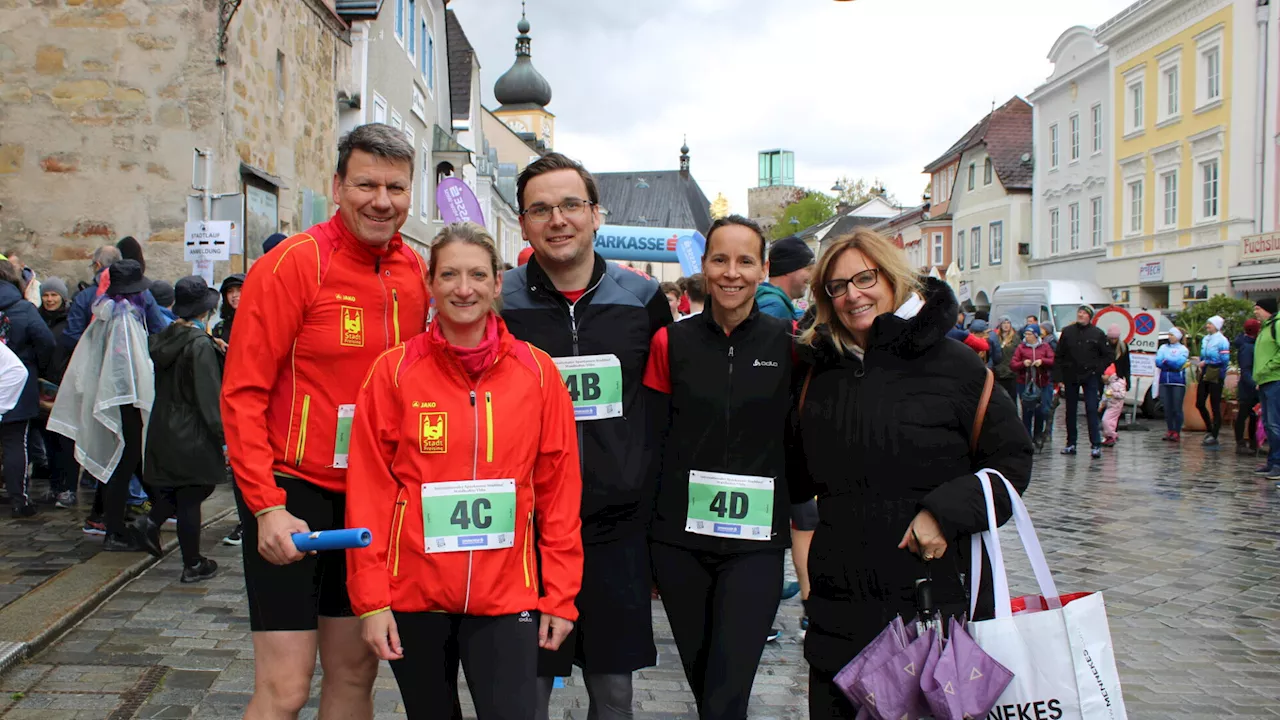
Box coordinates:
[824,268,880,298]
[344,181,410,197]
[521,198,595,223]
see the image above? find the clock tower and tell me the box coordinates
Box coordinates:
[492,2,555,152]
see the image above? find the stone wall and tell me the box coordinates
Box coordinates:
[0,0,351,287]
[747,184,804,233]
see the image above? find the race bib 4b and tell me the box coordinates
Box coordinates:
[552,354,623,421]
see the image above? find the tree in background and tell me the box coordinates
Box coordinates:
[772,191,835,240]
[1173,295,1256,362]
[710,193,731,220]
[832,175,899,208]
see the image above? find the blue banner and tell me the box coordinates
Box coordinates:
[595,225,703,267]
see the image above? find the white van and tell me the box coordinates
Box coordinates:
[989,280,1111,332]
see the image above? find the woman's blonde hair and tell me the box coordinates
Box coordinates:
[798,228,921,355]
[429,222,501,280]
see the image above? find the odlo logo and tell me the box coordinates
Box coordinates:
[753,359,778,368]
[987,699,1063,720]
[519,611,533,624]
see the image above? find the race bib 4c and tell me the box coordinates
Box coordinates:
[685,470,774,541]
[421,479,517,553]
[552,354,623,421]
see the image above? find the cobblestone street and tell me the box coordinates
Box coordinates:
[1,420,1279,719]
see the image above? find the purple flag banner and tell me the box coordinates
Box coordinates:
[436,177,485,226]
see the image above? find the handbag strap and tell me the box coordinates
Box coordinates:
[969,469,1062,619]
[971,368,995,455]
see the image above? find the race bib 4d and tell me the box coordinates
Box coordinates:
[685,470,774,541]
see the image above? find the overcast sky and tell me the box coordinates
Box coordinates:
[450,0,1136,217]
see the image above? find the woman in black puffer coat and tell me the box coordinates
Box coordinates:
[786,229,1033,718]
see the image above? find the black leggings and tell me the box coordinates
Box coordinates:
[147,485,214,566]
[1196,381,1224,438]
[809,666,857,719]
[0,420,30,507]
[650,542,784,720]
[1236,380,1259,449]
[389,611,538,720]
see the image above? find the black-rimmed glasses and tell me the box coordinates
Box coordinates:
[520,199,595,222]
[824,269,880,298]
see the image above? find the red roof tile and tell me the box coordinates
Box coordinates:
[923,97,1033,191]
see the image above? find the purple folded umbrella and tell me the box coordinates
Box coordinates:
[833,616,915,709]
[851,627,937,720]
[921,618,1014,720]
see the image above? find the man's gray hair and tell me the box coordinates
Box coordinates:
[336,124,415,178]
[92,245,122,268]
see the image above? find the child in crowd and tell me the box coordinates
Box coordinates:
[1101,363,1127,446]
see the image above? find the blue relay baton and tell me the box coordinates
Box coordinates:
[292,528,372,552]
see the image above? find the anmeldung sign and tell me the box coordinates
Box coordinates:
[184,220,232,261]
[1130,352,1156,378]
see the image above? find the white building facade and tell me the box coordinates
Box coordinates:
[1027,26,1113,290]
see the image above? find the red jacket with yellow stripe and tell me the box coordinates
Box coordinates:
[222,213,429,516]
[344,317,583,620]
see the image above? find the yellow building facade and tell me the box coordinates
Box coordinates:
[1097,0,1261,310]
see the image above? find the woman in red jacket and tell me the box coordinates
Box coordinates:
[345,223,583,720]
[1011,322,1055,449]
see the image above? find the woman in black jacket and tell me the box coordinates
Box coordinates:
[643,216,794,720]
[786,229,1033,718]
[129,276,226,583]
[37,277,77,508]
[0,262,55,518]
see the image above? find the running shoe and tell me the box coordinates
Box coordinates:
[222,524,243,546]
[766,627,782,643]
[102,532,142,552]
[10,503,38,519]
[1202,435,1219,446]
[1090,447,1102,459]
[82,517,106,535]
[781,581,801,600]
[798,615,809,640]
[54,491,77,509]
[181,558,219,584]
[1256,465,1276,475]
[1268,469,1280,482]
[127,501,152,518]
[1061,445,1077,455]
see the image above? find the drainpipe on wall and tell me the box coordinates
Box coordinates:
[1257,0,1271,233]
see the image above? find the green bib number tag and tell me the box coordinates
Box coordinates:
[552,354,623,421]
[333,404,355,469]
[685,470,774,541]
[421,479,517,553]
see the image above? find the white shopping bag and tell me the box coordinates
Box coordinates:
[966,470,1128,720]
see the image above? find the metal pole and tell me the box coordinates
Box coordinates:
[1130,377,1142,427]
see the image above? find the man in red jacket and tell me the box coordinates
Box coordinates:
[221,123,429,720]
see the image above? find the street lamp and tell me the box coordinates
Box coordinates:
[789,216,800,234]
[831,179,845,194]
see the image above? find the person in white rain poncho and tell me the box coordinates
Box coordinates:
[48,259,154,551]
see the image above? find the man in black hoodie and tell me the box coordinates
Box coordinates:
[1055,305,1110,458]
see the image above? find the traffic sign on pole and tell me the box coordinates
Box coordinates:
[1131,311,1159,352]
[1091,305,1135,344]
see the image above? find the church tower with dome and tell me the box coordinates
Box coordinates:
[491,2,555,152]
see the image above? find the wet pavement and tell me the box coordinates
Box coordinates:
[0,414,1278,719]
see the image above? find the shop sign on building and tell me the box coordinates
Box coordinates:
[1138,260,1164,284]
[1242,232,1280,261]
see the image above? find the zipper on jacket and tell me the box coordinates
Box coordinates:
[388,489,407,576]
[464,388,480,613]
[294,395,311,466]
[375,256,391,349]
[724,346,733,466]
[392,288,401,345]
[485,391,494,463]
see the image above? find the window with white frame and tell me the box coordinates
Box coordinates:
[1158,55,1180,122]
[394,0,404,43]
[1090,197,1103,247]
[1069,114,1080,161]
[1196,27,1223,109]
[1201,159,1219,219]
[1127,77,1145,134]
[983,157,993,185]
[419,18,428,77]
[932,233,944,266]
[389,110,402,132]
[427,31,435,94]
[989,221,1003,265]
[420,146,431,218]
[1091,104,1103,153]
[1069,203,1080,250]
[967,162,975,191]
[970,226,980,270]
[1049,208,1060,254]
[411,86,426,122]
[1128,180,1144,234]
[956,230,965,269]
[1160,170,1178,228]
[407,0,416,58]
[1050,124,1059,168]
[404,126,415,207]
[373,93,387,123]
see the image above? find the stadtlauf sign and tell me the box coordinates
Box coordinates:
[184,220,232,262]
